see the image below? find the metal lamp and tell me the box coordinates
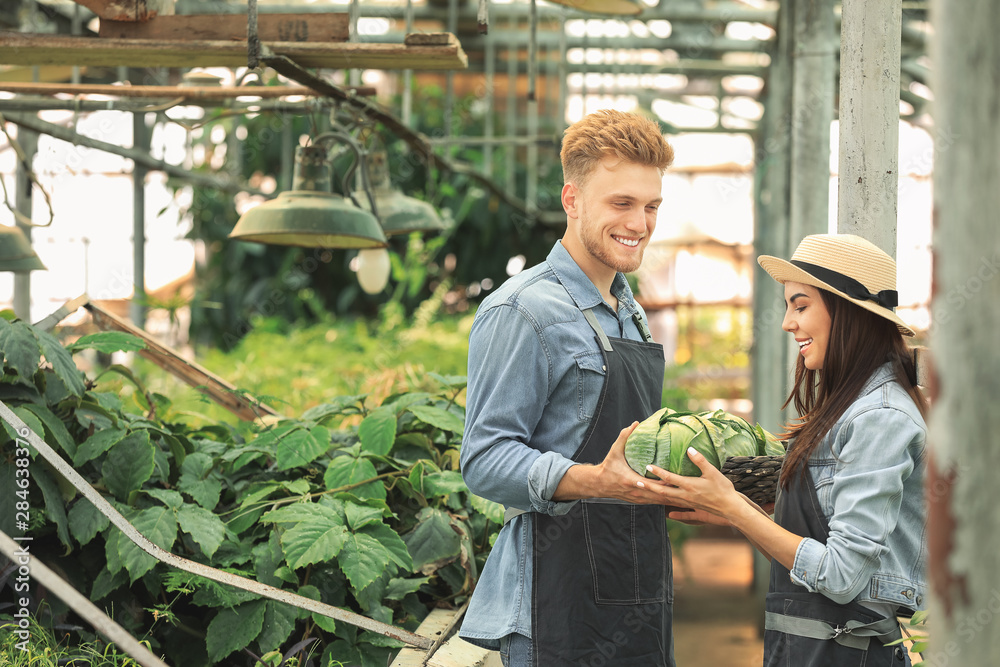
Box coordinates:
[355,149,448,237]
[0,225,45,271]
[229,136,387,249]
[544,0,644,16]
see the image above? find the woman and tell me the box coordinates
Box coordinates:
[653,234,927,666]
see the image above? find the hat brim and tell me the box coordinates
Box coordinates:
[758,255,915,337]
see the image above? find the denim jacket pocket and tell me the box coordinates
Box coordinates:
[808,459,836,512]
[574,351,607,422]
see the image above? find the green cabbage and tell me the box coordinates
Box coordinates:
[623,408,785,478]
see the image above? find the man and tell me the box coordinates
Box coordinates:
[458,109,677,666]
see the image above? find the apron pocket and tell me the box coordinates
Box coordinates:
[582,500,667,605]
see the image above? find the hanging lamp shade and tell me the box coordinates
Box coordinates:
[355,150,448,236]
[0,225,46,271]
[544,0,644,16]
[229,145,387,249]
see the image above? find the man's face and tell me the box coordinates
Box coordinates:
[562,157,664,278]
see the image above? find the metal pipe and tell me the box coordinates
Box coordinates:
[2,112,263,195]
[484,4,495,177]
[505,11,517,196]
[402,0,413,126]
[174,0,778,24]
[12,123,37,321]
[131,110,148,328]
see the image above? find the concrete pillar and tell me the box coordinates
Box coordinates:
[926,0,1000,662]
[789,0,836,244]
[837,0,902,255]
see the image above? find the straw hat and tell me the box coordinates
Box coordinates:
[758,234,915,337]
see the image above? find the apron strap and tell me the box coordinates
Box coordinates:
[764,611,901,652]
[503,507,527,525]
[582,309,613,352]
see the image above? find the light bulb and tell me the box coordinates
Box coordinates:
[356,248,391,294]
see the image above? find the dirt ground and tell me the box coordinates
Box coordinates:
[672,536,765,666]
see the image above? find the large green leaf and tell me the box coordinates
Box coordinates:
[67,331,145,354]
[358,407,396,456]
[206,599,266,663]
[361,522,413,571]
[343,502,386,531]
[102,431,155,500]
[118,506,177,582]
[33,327,85,397]
[0,319,40,382]
[33,465,71,549]
[74,428,126,466]
[251,533,285,588]
[338,531,394,591]
[257,600,298,654]
[145,489,184,509]
[262,503,349,570]
[407,404,464,434]
[275,425,331,471]
[68,499,110,546]
[402,508,462,574]
[323,454,385,501]
[422,471,468,497]
[177,452,223,510]
[469,494,505,525]
[385,576,429,600]
[21,403,75,459]
[91,567,127,601]
[2,407,44,452]
[300,394,366,421]
[177,504,226,558]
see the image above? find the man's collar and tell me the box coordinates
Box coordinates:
[546,241,638,317]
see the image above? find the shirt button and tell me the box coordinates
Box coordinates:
[602,365,606,371]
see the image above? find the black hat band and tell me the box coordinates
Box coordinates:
[791,260,898,310]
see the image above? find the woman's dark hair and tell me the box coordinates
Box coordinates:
[778,289,928,489]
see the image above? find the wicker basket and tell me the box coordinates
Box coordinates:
[721,455,784,507]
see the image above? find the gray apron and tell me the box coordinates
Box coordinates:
[530,308,674,666]
[764,452,910,666]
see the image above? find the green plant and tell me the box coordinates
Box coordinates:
[0,611,152,665]
[0,314,502,666]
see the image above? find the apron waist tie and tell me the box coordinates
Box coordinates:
[764,611,901,651]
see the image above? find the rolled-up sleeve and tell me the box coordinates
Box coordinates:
[460,303,579,515]
[790,407,922,604]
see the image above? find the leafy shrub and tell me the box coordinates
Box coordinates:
[0,314,500,666]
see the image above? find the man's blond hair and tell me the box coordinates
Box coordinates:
[560,110,674,186]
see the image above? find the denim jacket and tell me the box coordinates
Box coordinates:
[458,241,650,649]
[790,363,928,611]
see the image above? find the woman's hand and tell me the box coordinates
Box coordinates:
[645,447,746,520]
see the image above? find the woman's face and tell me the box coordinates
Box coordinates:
[781,281,832,370]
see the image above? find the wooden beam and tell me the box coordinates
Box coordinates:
[83,300,281,423]
[0,32,468,70]
[72,0,173,22]
[99,13,349,42]
[0,82,360,99]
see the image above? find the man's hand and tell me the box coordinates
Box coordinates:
[552,422,679,504]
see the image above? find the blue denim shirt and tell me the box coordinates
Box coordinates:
[458,241,651,648]
[790,363,928,611]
